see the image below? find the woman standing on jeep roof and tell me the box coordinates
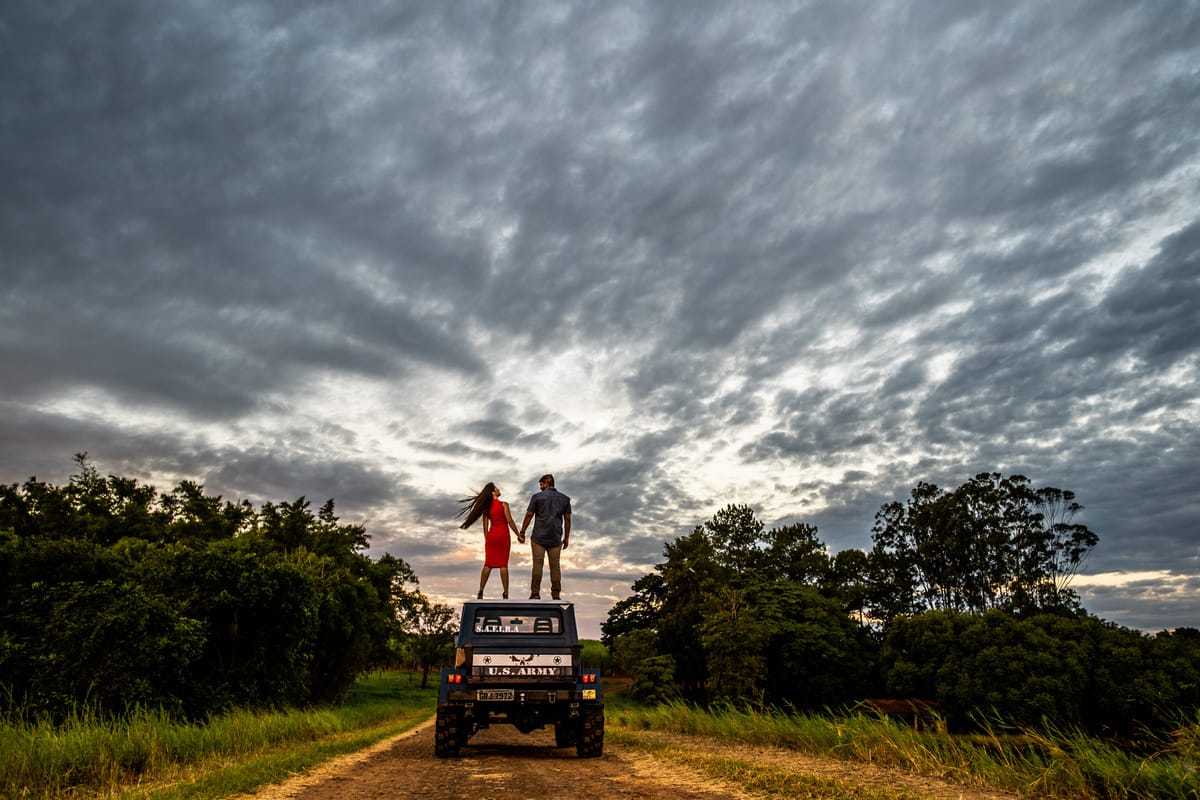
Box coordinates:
[457,482,520,599]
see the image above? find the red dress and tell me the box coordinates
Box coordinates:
[483,499,511,568]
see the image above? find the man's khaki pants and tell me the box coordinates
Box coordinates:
[530,541,562,599]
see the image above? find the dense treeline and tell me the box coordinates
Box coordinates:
[603,473,1200,737]
[0,455,452,720]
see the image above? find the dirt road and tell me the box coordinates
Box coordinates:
[241,718,1020,800]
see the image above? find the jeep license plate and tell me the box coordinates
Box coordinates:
[476,689,514,701]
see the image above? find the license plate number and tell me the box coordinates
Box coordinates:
[477,689,514,701]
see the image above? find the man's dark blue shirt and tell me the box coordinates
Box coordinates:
[527,488,571,548]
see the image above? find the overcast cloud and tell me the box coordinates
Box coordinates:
[3,1,1198,637]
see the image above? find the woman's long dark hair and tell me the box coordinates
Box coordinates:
[456,482,496,529]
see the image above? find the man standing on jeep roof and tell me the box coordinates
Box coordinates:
[518,474,571,600]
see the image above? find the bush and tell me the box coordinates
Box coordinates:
[0,462,412,721]
[631,655,679,705]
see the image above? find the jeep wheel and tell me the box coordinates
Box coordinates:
[434,707,462,757]
[575,705,604,757]
[554,720,577,748]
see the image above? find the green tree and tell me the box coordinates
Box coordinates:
[698,586,769,704]
[609,628,658,676]
[1148,627,1200,711]
[746,580,875,711]
[580,640,611,671]
[366,553,421,668]
[706,504,765,578]
[601,573,663,650]
[601,527,717,700]
[823,547,872,621]
[877,610,1193,734]
[763,521,831,584]
[604,505,867,708]
[148,543,324,712]
[654,527,720,699]
[35,581,204,714]
[867,473,1097,619]
[0,536,206,717]
[399,596,457,688]
[0,458,420,720]
[630,655,678,705]
[159,480,251,543]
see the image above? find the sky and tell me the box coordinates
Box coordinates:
[2,1,1198,640]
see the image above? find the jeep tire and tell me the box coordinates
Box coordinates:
[576,704,604,757]
[434,707,462,758]
[554,719,578,748]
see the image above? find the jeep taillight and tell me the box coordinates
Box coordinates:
[581,673,597,684]
[446,672,464,685]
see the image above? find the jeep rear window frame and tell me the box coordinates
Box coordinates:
[470,609,564,635]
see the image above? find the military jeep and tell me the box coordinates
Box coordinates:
[435,599,604,757]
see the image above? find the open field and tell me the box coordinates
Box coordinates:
[3,674,1197,799]
[1,672,436,800]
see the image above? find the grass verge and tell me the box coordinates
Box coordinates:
[605,694,1200,800]
[607,728,927,800]
[1,671,436,800]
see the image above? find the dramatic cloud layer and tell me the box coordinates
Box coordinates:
[3,1,1198,637]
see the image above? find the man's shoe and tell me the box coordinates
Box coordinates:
[502,592,508,599]
[552,595,560,600]
[529,594,540,599]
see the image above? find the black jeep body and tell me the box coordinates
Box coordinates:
[435,599,604,757]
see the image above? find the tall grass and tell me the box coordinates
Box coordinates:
[606,697,1200,800]
[1,671,435,800]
